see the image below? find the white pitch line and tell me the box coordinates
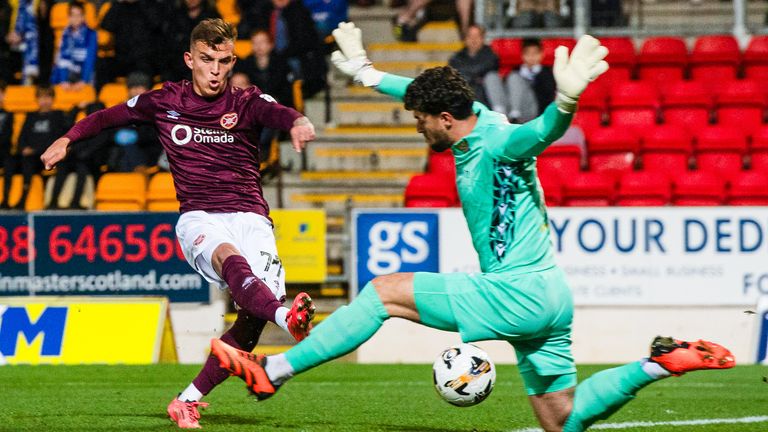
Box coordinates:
[509,415,768,432]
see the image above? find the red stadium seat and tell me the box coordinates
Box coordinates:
[572,110,603,133]
[562,172,614,206]
[572,84,607,131]
[427,152,456,178]
[490,38,522,78]
[744,35,768,82]
[638,37,688,83]
[404,174,458,207]
[586,126,639,180]
[609,81,659,129]
[615,171,671,206]
[660,81,712,131]
[595,37,636,86]
[714,80,766,134]
[694,126,747,176]
[537,173,562,206]
[640,125,693,177]
[537,145,583,181]
[690,35,740,82]
[727,171,768,205]
[541,38,576,67]
[672,171,725,206]
[750,126,768,171]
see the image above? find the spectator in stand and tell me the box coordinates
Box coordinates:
[111,72,161,173]
[0,0,15,84]
[99,0,164,84]
[6,0,39,83]
[230,71,251,90]
[392,0,472,41]
[253,0,327,98]
[234,30,293,107]
[448,25,498,108]
[487,38,555,123]
[235,0,259,38]
[47,100,110,209]
[508,0,564,28]
[302,0,348,43]
[233,31,292,165]
[0,82,16,209]
[15,85,70,209]
[162,0,220,82]
[51,1,97,88]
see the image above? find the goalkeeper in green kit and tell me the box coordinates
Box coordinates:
[212,23,735,431]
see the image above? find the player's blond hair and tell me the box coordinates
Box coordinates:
[190,19,237,50]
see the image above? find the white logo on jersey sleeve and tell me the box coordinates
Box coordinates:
[127,95,139,108]
[259,93,277,103]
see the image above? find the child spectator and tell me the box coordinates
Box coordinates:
[51,0,97,88]
[15,85,70,209]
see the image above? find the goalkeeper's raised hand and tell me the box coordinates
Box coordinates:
[331,22,384,87]
[553,35,609,113]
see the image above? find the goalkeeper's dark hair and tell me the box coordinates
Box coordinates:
[404,66,474,120]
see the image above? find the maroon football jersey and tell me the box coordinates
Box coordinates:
[65,81,302,215]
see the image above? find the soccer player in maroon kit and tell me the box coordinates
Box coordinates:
[41,19,317,429]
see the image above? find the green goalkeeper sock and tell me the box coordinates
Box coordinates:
[563,361,657,432]
[284,282,389,374]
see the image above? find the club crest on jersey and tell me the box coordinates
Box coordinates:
[220,112,238,129]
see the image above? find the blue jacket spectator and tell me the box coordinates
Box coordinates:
[51,1,97,85]
[9,0,39,83]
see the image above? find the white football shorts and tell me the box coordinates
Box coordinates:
[176,211,286,301]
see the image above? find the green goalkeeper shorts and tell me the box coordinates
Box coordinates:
[413,266,576,395]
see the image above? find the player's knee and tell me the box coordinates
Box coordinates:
[370,273,409,305]
[211,243,240,273]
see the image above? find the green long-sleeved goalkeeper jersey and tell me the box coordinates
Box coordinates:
[378,73,573,274]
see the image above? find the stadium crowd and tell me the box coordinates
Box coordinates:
[0,0,336,210]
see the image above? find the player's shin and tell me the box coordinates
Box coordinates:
[563,362,657,432]
[189,312,267,397]
[282,282,389,374]
[222,255,283,323]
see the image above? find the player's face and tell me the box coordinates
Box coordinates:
[252,32,273,57]
[522,46,542,67]
[37,94,53,111]
[68,7,85,28]
[464,27,484,53]
[414,110,453,152]
[185,40,237,98]
[230,72,251,89]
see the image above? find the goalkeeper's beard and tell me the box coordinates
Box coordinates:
[424,130,453,153]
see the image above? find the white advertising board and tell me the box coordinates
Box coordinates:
[356,207,768,306]
[439,207,768,305]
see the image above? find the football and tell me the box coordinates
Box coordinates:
[432,344,496,407]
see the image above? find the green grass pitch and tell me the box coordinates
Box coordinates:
[1,363,766,431]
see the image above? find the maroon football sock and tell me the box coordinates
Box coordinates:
[192,311,267,395]
[221,255,282,323]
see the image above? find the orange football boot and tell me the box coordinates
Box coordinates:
[650,336,735,376]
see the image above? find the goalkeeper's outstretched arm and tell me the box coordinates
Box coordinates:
[331,22,413,101]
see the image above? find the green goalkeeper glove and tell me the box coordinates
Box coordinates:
[331,22,385,87]
[553,35,610,113]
